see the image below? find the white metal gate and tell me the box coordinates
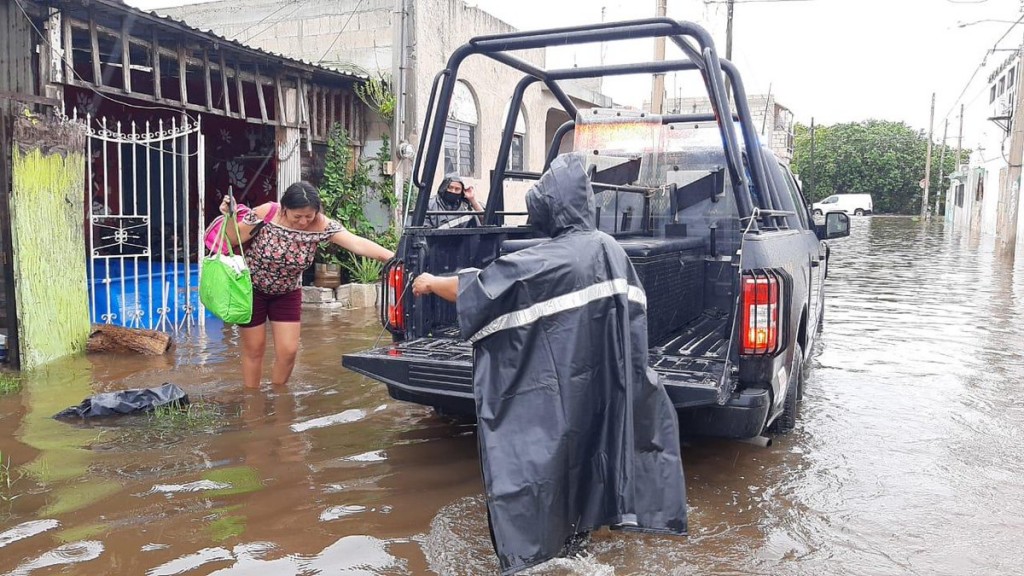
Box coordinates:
[79,111,206,332]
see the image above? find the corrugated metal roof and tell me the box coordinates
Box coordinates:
[57,0,367,82]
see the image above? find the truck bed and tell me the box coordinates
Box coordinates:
[343,309,733,413]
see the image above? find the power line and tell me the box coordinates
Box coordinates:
[317,0,367,64]
[944,13,1024,121]
[232,1,304,44]
[703,0,815,4]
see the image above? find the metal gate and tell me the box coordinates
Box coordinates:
[79,111,206,332]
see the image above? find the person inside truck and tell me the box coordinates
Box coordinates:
[422,173,483,228]
[219,181,393,389]
[411,152,687,574]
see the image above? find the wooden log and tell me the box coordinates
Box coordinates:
[87,324,172,355]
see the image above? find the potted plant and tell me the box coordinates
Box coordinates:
[338,255,383,308]
[313,247,344,288]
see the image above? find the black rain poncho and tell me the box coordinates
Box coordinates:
[424,173,480,229]
[456,153,688,575]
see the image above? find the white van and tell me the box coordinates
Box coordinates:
[812,193,873,216]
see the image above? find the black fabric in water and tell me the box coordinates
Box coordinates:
[54,383,189,419]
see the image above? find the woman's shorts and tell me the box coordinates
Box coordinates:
[241,288,301,327]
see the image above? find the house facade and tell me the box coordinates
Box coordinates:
[946,49,1024,251]
[0,0,371,366]
[158,0,613,215]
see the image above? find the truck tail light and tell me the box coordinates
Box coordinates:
[741,271,781,355]
[386,266,405,332]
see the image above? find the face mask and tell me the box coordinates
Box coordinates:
[438,177,465,207]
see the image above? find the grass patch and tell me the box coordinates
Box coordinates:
[149,400,222,430]
[0,450,24,503]
[209,513,247,542]
[0,373,22,395]
[57,523,108,543]
[202,466,263,497]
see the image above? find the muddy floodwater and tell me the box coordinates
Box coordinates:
[2,216,1024,575]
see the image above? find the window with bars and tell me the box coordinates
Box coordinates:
[444,121,475,177]
[443,80,478,177]
[508,134,524,172]
[502,103,527,173]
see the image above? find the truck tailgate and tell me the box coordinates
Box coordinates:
[343,313,733,412]
[651,313,733,408]
[343,336,476,411]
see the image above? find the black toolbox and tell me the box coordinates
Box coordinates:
[500,236,706,344]
[618,237,705,344]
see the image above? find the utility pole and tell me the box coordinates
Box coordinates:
[936,119,948,216]
[651,0,667,114]
[956,104,964,169]
[922,93,935,218]
[725,0,735,98]
[726,0,735,61]
[600,5,607,94]
[998,46,1024,259]
[809,117,816,197]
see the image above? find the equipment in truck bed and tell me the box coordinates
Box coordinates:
[502,236,707,345]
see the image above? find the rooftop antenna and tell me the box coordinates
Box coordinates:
[600,6,607,67]
[598,5,608,92]
[760,82,773,135]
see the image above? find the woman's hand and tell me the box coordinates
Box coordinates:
[329,229,394,263]
[219,196,232,216]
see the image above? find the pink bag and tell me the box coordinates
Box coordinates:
[204,202,279,255]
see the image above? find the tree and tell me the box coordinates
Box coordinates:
[791,120,967,215]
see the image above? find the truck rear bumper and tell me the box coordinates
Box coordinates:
[678,388,770,439]
[344,341,769,439]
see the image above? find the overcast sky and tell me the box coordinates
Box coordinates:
[128,0,1024,145]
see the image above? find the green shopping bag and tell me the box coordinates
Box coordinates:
[199,211,253,324]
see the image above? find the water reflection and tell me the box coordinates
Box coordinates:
[149,535,403,575]
[1,219,1023,575]
[6,540,104,576]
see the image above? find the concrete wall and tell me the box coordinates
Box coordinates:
[665,94,795,164]
[405,0,616,212]
[159,0,393,76]
[409,0,549,202]
[158,0,612,220]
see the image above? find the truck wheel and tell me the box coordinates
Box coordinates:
[854,209,865,216]
[770,344,803,434]
[813,209,823,217]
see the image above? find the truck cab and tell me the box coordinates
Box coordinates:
[343,18,850,439]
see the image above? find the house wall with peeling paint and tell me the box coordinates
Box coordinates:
[11,117,91,369]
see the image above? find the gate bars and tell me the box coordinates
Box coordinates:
[75,109,206,333]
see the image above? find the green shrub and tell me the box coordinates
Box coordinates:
[344,256,383,284]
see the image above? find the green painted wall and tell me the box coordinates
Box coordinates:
[11,117,90,369]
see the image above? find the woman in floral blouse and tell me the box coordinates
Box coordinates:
[220,181,393,388]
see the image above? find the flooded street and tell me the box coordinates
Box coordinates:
[2,216,1024,575]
